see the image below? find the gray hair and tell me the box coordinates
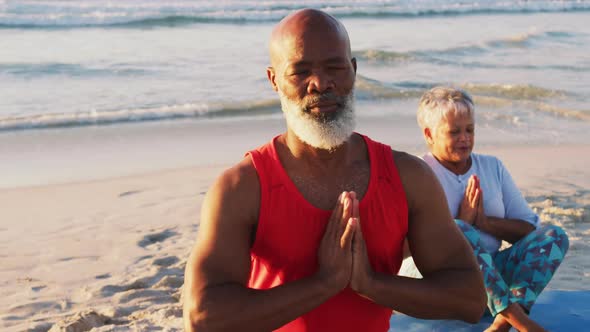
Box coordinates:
[417,86,475,130]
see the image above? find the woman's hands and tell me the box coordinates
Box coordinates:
[473,187,490,230]
[458,175,489,229]
[458,175,481,224]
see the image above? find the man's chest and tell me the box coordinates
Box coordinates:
[288,164,371,210]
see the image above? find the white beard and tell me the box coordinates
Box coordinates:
[278,90,356,151]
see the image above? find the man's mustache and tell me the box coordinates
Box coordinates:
[302,93,346,112]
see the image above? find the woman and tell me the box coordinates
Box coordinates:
[416,86,569,332]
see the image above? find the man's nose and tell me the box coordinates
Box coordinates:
[307,69,335,94]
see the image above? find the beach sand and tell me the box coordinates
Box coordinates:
[1,118,589,331]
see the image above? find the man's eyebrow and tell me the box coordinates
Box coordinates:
[288,61,311,68]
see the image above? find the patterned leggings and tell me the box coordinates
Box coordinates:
[454,220,569,316]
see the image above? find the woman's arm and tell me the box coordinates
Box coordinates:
[475,215,535,244]
[475,158,538,243]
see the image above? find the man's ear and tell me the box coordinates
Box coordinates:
[424,127,434,145]
[266,66,278,92]
[351,57,357,74]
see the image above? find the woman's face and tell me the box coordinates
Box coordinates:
[427,111,475,164]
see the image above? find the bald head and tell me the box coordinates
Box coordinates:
[269,9,352,69]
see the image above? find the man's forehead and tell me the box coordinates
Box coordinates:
[269,9,350,66]
[275,36,349,67]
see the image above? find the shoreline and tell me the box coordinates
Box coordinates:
[2,107,587,189]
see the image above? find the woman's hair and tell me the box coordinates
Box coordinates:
[417,86,474,130]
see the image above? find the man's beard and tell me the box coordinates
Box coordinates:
[278,90,356,151]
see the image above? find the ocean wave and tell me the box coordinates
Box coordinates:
[448,62,590,72]
[1,77,585,132]
[353,50,417,63]
[1,1,589,29]
[356,78,589,120]
[355,30,584,64]
[473,96,590,121]
[0,77,411,131]
[524,102,590,121]
[459,83,567,100]
[450,84,590,120]
[356,76,570,101]
[0,63,151,78]
[355,76,425,99]
[0,100,281,132]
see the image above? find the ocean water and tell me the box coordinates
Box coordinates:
[0,0,589,186]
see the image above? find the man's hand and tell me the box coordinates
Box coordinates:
[349,192,375,297]
[458,175,480,224]
[316,192,356,293]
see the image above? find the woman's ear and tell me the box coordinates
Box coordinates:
[424,127,434,145]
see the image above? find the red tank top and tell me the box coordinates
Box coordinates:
[246,134,408,332]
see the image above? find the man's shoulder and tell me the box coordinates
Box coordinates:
[354,134,431,175]
[391,150,434,198]
[215,156,260,195]
[204,156,261,226]
[391,150,432,178]
[215,135,278,193]
[387,150,441,209]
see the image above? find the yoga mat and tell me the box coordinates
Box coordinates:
[388,290,590,331]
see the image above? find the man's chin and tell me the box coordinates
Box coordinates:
[288,116,352,150]
[306,108,343,122]
[296,133,349,151]
[280,91,356,150]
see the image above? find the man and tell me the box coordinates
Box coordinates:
[183,9,486,332]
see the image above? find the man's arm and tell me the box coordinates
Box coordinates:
[350,152,486,323]
[183,157,354,332]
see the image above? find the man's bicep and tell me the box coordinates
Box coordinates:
[188,165,259,290]
[405,163,474,277]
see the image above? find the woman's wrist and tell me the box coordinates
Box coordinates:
[476,215,491,232]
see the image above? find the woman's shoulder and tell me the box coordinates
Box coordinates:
[420,152,439,168]
[471,153,508,180]
[471,153,503,168]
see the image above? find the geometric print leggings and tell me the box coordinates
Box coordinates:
[454,220,569,316]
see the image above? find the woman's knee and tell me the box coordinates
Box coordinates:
[454,218,474,231]
[539,225,570,253]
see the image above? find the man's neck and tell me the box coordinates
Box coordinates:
[277,130,370,209]
[282,130,355,169]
